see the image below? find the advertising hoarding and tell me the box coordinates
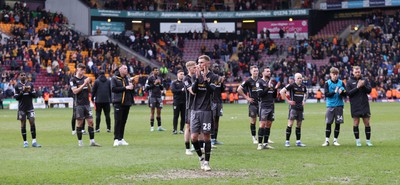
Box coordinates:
[257,20,308,40]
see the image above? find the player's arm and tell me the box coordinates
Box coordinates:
[363,79,372,94]
[29,84,38,98]
[209,75,220,91]
[237,82,248,99]
[71,78,90,94]
[184,78,195,95]
[339,83,347,97]
[14,85,23,100]
[159,79,165,90]
[171,81,182,93]
[144,77,155,91]
[324,82,335,97]
[221,81,226,92]
[279,86,288,102]
[346,79,358,97]
[191,75,199,93]
[272,87,277,98]
[303,87,308,105]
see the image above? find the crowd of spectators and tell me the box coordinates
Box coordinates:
[93,0,312,12]
[0,1,157,101]
[112,11,400,100]
[2,1,400,104]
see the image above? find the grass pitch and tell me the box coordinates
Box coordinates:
[0,102,399,184]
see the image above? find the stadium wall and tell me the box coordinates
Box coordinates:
[45,0,90,35]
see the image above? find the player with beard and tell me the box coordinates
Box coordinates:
[256,67,279,150]
[15,72,41,148]
[346,66,373,147]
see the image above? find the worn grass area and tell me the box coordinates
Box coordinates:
[0,102,399,184]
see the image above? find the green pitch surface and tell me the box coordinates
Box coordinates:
[0,103,399,184]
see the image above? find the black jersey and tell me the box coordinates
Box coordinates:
[184,74,195,110]
[191,71,218,111]
[285,83,307,110]
[256,78,277,109]
[346,76,371,116]
[145,75,164,98]
[15,81,37,111]
[240,77,259,105]
[171,79,186,104]
[211,78,225,103]
[70,76,90,106]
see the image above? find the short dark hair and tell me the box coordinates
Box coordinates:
[153,67,159,71]
[177,69,184,74]
[250,65,258,71]
[262,67,270,72]
[77,63,86,69]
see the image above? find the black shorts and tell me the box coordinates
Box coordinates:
[259,108,274,121]
[351,113,371,118]
[190,110,212,134]
[325,107,344,124]
[75,105,93,120]
[288,109,304,121]
[17,110,35,120]
[148,97,163,108]
[248,104,259,118]
[211,102,223,117]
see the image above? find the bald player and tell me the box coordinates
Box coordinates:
[280,73,307,147]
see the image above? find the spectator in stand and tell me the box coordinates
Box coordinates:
[5,85,15,98]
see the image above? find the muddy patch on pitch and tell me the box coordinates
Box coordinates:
[117,169,272,181]
[314,176,352,184]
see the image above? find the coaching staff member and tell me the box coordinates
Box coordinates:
[92,70,112,133]
[111,65,134,147]
[171,69,186,134]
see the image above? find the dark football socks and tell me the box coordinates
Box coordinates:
[295,127,301,140]
[250,124,256,136]
[353,126,359,139]
[150,119,154,127]
[286,126,292,140]
[365,126,371,140]
[21,126,27,141]
[334,124,340,139]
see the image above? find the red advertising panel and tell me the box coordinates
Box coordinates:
[257,20,308,40]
